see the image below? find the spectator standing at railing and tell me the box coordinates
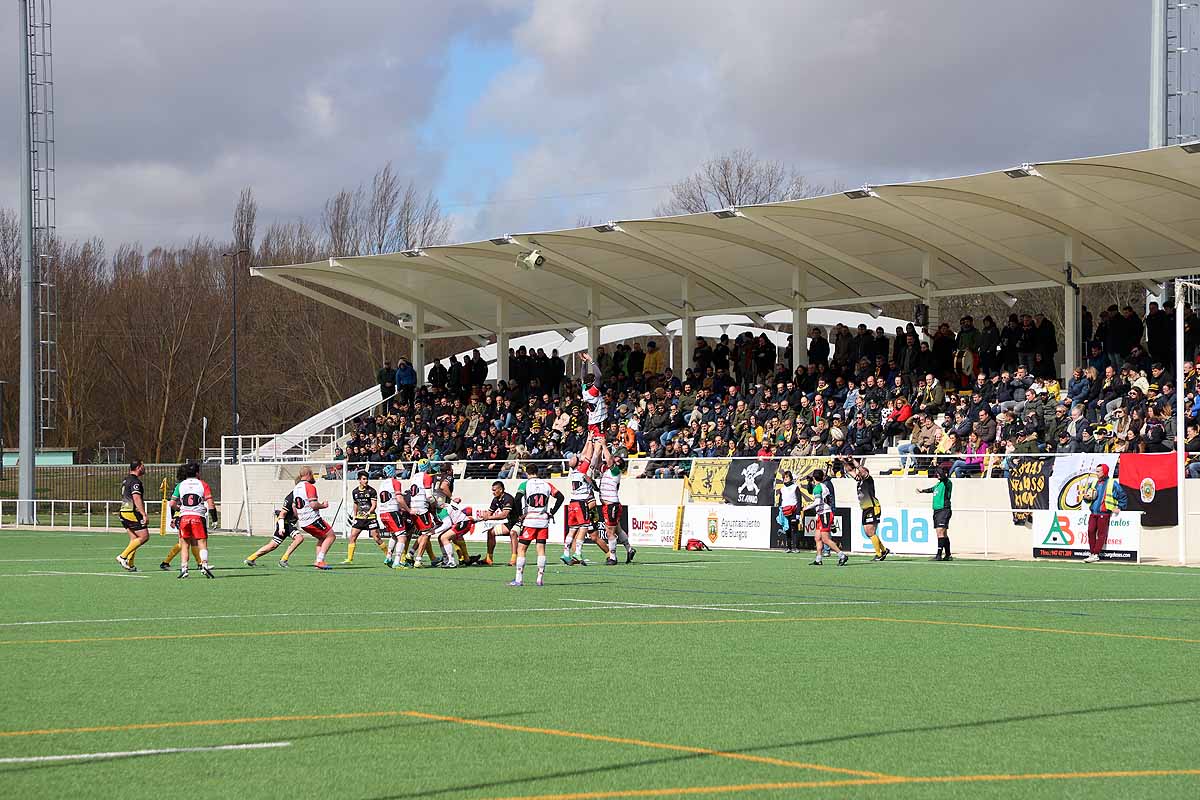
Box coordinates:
[395,358,417,403]
[378,361,396,411]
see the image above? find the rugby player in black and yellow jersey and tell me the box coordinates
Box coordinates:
[342,471,385,563]
[116,461,152,571]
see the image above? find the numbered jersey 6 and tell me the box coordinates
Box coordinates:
[175,477,212,518]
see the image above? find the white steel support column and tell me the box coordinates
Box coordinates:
[792,266,808,368]
[681,277,695,376]
[921,252,939,340]
[1175,279,1187,566]
[1063,236,1082,379]
[411,305,425,384]
[585,287,599,365]
[496,299,509,384]
[1151,0,1167,148]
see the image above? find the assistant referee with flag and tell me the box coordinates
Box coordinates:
[1081,463,1127,563]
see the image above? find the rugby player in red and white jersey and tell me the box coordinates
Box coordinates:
[376,472,412,568]
[562,437,611,566]
[169,462,217,579]
[406,470,440,568]
[436,500,475,569]
[284,466,335,570]
[510,466,564,587]
[598,442,635,565]
[578,352,607,441]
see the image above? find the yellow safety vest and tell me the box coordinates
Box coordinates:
[1100,477,1119,513]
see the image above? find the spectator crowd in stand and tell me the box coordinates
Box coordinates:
[345,301,1200,480]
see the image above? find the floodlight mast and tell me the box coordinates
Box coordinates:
[17,0,37,525]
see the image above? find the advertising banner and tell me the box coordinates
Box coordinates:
[681,505,771,549]
[687,459,730,504]
[770,507,851,550]
[849,506,939,556]
[626,505,680,548]
[1006,457,1052,524]
[1031,510,1140,561]
[1048,453,1119,512]
[1118,453,1177,527]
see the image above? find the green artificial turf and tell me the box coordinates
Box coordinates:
[0,530,1198,799]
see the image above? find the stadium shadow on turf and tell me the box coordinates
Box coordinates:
[355,697,1200,800]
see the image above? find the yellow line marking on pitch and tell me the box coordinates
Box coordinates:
[0,616,856,646]
[855,616,1200,644]
[403,711,893,779]
[481,769,1200,799]
[0,708,884,779]
[3,614,1198,648]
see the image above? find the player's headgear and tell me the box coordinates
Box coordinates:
[416,458,430,473]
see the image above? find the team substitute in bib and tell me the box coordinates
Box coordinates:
[170,462,217,578]
[511,468,564,587]
[116,461,151,572]
[777,470,802,553]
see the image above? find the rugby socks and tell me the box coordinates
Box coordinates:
[199,547,209,567]
[190,545,201,563]
[377,540,388,553]
[164,542,182,563]
[940,537,951,558]
[515,556,526,583]
[346,542,357,562]
[536,555,547,581]
[454,540,469,561]
[869,534,885,557]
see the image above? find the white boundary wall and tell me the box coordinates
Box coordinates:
[221,465,1200,564]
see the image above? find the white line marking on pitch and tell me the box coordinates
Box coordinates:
[563,599,783,615]
[0,605,648,628]
[0,571,147,580]
[0,741,290,764]
[690,597,1200,608]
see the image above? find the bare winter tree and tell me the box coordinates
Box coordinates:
[321,187,364,258]
[232,187,257,256]
[362,162,452,255]
[656,149,842,215]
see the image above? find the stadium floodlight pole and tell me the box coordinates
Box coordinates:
[222,248,250,440]
[16,0,37,525]
[1175,278,1187,565]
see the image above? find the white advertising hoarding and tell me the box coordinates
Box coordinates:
[849,506,939,556]
[1031,510,1141,561]
[681,505,771,550]
[627,505,679,548]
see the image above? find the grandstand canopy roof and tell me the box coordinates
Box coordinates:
[254,145,1200,341]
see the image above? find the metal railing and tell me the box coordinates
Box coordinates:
[0,463,213,501]
[220,391,400,464]
[0,499,154,530]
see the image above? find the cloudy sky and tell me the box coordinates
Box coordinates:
[0,0,1150,249]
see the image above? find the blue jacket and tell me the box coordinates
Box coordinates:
[1089,477,1128,514]
[395,363,417,387]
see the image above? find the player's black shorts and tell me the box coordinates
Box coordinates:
[272,520,299,544]
[861,504,881,527]
[119,510,147,531]
[933,509,952,530]
[351,515,378,532]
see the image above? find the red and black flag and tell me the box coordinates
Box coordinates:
[1117,453,1177,527]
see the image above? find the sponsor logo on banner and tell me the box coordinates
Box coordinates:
[769,507,850,549]
[681,505,771,549]
[1031,510,1140,561]
[686,459,730,504]
[850,507,938,556]
[626,505,679,547]
[1049,454,1119,511]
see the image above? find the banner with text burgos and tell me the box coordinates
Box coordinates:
[626,505,680,548]
[1031,510,1140,562]
[681,505,772,550]
[849,506,938,556]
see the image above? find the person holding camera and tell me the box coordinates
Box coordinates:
[1080,463,1127,563]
